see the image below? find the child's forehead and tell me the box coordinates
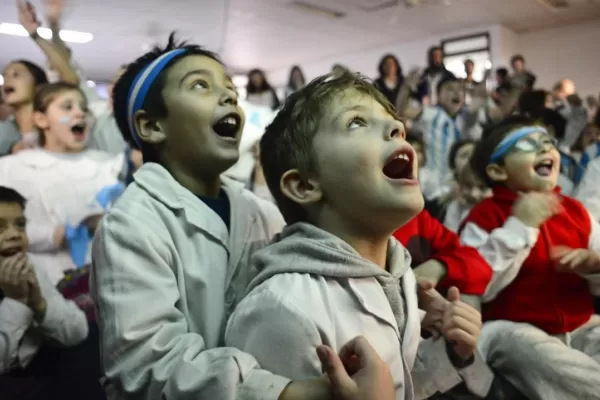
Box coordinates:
[0,202,24,217]
[328,88,391,116]
[164,55,230,86]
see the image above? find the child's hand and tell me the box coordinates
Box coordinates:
[552,246,600,274]
[84,214,103,234]
[17,0,40,35]
[53,225,66,248]
[43,0,63,24]
[316,336,395,400]
[0,253,30,304]
[417,280,446,339]
[443,287,482,362]
[405,68,422,87]
[24,265,46,319]
[413,259,447,288]
[513,192,562,228]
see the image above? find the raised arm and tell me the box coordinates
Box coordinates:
[17,0,78,84]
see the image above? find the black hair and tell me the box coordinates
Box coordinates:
[13,59,48,86]
[112,32,221,164]
[436,74,459,95]
[510,54,525,65]
[496,68,509,79]
[377,54,402,79]
[464,59,474,67]
[405,132,423,147]
[539,108,567,141]
[518,90,549,119]
[427,46,443,66]
[448,139,476,170]
[246,69,272,94]
[0,186,26,210]
[470,115,541,187]
[287,65,305,91]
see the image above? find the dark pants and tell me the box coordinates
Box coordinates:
[0,321,106,400]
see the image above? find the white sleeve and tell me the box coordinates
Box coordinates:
[225,287,322,381]
[574,159,600,222]
[0,299,34,373]
[585,212,600,295]
[413,339,493,399]
[34,264,89,347]
[26,222,61,253]
[91,208,290,400]
[460,217,539,302]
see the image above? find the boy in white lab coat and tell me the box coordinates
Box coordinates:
[225,72,493,399]
[91,34,397,400]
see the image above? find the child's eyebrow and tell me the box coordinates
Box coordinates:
[332,104,370,124]
[179,69,212,86]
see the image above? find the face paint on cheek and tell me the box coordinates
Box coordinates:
[59,116,72,125]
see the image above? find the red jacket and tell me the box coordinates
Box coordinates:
[393,210,492,295]
[460,186,595,334]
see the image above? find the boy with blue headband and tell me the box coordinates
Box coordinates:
[90,34,398,400]
[459,115,600,399]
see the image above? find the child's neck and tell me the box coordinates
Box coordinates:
[14,103,35,134]
[315,212,390,269]
[174,167,221,198]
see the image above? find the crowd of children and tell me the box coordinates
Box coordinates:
[1,0,600,399]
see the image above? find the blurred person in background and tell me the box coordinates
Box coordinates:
[284,65,305,98]
[246,68,280,110]
[374,54,404,106]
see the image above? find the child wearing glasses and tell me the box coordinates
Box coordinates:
[459,115,600,399]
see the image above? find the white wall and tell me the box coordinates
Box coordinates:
[520,20,600,98]
[268,20,600,99]
[268,24,505,87]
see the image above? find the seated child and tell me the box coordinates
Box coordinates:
[425,139,476,220]
[0,186,89,398]
[0,82,125,284]
[226,72,493,399]
[459,115,600,399]
[443,163,490,233]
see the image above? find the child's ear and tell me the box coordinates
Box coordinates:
[33,111,49,131]
[134,110,166,144]
[485,163,508,183]
[280,169,322,206]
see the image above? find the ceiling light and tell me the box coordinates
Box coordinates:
[0,75,4,86]
[0,23,93,43]
[86,80,96,87]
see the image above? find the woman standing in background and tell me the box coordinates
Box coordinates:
[245,69,280,110]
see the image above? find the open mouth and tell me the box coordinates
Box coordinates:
[451,97,461,105]
[534,159,554,177]
[0,246,23,257]
[382,148,415,181]
[71,123,87,138]
[212,113,241,139]
[3,86,15,96]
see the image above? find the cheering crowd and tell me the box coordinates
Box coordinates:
[1,0,599,399]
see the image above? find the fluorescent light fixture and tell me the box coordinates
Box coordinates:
[0,75,4,85]
[0,23,93,43]
[86,80,96,87]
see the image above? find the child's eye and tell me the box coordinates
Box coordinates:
[192,80,209,90]
[347,117,366,130]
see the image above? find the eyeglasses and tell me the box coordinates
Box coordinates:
[510,134,558,154]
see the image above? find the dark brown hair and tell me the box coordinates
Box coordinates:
[260,70,397,224]
[470,115,542,187]
[33,82,85,146]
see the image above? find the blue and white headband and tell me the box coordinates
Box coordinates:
[489,126,548,164]
[126,48,188,147]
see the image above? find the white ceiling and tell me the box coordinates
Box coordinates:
[1,0,599,82]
